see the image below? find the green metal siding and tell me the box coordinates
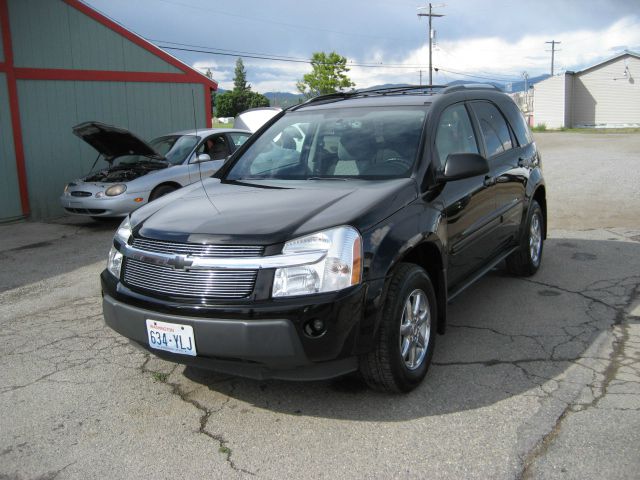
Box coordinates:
[0,73,23,221]
[17,79,206,218]
[8,0,181,73]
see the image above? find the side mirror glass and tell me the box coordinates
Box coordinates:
[437,153,489,182]
[193,153,211,163]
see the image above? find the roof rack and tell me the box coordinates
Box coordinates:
[289,85,447,111]
[441,83,503,94]
[289,83,503,111]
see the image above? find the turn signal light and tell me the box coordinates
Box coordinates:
[134,197,144,203]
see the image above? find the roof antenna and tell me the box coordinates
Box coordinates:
[191,88,202,183]
[192,87,220,214]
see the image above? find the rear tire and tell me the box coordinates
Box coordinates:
[359,263,437,393]
[149,185,177,201]
[506,200,544,276]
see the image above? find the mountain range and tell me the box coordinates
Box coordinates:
[216,75,551,110]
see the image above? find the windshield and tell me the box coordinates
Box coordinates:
[114,135,200,166]
[225,106,427,180]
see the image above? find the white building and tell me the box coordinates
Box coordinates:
[533,51,640,129]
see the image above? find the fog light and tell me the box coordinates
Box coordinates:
[303,318,326,338]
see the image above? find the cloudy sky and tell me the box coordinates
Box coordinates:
[85,0,640,93]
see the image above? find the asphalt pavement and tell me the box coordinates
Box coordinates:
[0,132,638,479]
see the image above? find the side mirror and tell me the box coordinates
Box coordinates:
[193,153,211,163]
[437,153,489,182]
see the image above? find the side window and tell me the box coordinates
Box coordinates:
[502,102,533,146]
[197,135,230,160]
[434,103,479,166]
[472,102,513,157]
[228,132,250,150]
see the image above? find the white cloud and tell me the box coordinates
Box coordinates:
[193,15,640,92]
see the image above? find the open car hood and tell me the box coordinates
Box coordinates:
[72,121,165,162]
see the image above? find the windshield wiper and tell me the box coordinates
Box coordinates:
[307,176,349,181]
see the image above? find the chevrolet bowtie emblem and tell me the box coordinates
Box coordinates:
[167,255,194,270]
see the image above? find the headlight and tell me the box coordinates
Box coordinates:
[107,217,132,278]
[273,226,362,297]
[115,216,132,243]
[105,184,127,196]
[107,246,123,278]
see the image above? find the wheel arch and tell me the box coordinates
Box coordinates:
[532,185,547,239]
[149,182,182,200]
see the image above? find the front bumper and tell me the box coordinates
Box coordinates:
[60,191,149,217]
[101,272,368,380]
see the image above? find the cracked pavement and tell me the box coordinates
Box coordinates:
[1,133,639,479]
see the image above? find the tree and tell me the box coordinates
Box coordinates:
[215,57,270,117]
[296,51,355,99]
[248,91,270,109]
[233,58,249,92]
[205,68,217,117]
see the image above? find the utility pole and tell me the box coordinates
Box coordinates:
[419,70,423,85]
[418,4,444,85]
[545,40,561,76]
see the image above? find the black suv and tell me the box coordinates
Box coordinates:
[102,85,546,392]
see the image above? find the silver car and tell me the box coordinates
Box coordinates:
[60,122,251,218]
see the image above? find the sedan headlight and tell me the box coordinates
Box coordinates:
[105,184,127,196]
[273,226,362,297]
[107,217,132,278]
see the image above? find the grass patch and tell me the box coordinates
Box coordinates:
[211,118,234,129]
[556,127,640,134]
[532,124,640,134]
[219,446,232,455]
[151,372,168,382]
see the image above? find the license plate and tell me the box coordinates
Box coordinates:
[145,319,197,356]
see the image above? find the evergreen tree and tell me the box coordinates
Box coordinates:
[215,58,270,117]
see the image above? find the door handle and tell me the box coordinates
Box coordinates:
[483,175,495,187]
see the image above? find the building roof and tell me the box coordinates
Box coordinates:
[574,50,640,76]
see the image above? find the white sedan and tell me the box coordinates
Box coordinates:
[61,122,251,218]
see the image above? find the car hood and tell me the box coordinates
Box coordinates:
[132,177,418,245]
[73,121,164,162]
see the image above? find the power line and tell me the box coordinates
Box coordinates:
[157,45,423,68]
[435,67,520,82]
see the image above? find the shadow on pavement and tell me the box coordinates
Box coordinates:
[0,216,120,292]
[182,236,640,421]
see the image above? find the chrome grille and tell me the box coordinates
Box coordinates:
[123,259,257,299]
[132,237,264,258]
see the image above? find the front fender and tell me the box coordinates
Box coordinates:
[355,200,447,353]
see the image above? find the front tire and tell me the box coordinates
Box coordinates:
[359,263,437,393]
[506,199,544,276]
[149,184,177,201]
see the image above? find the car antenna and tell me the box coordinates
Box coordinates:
[193,88,220,214]
[191,88,207,186]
